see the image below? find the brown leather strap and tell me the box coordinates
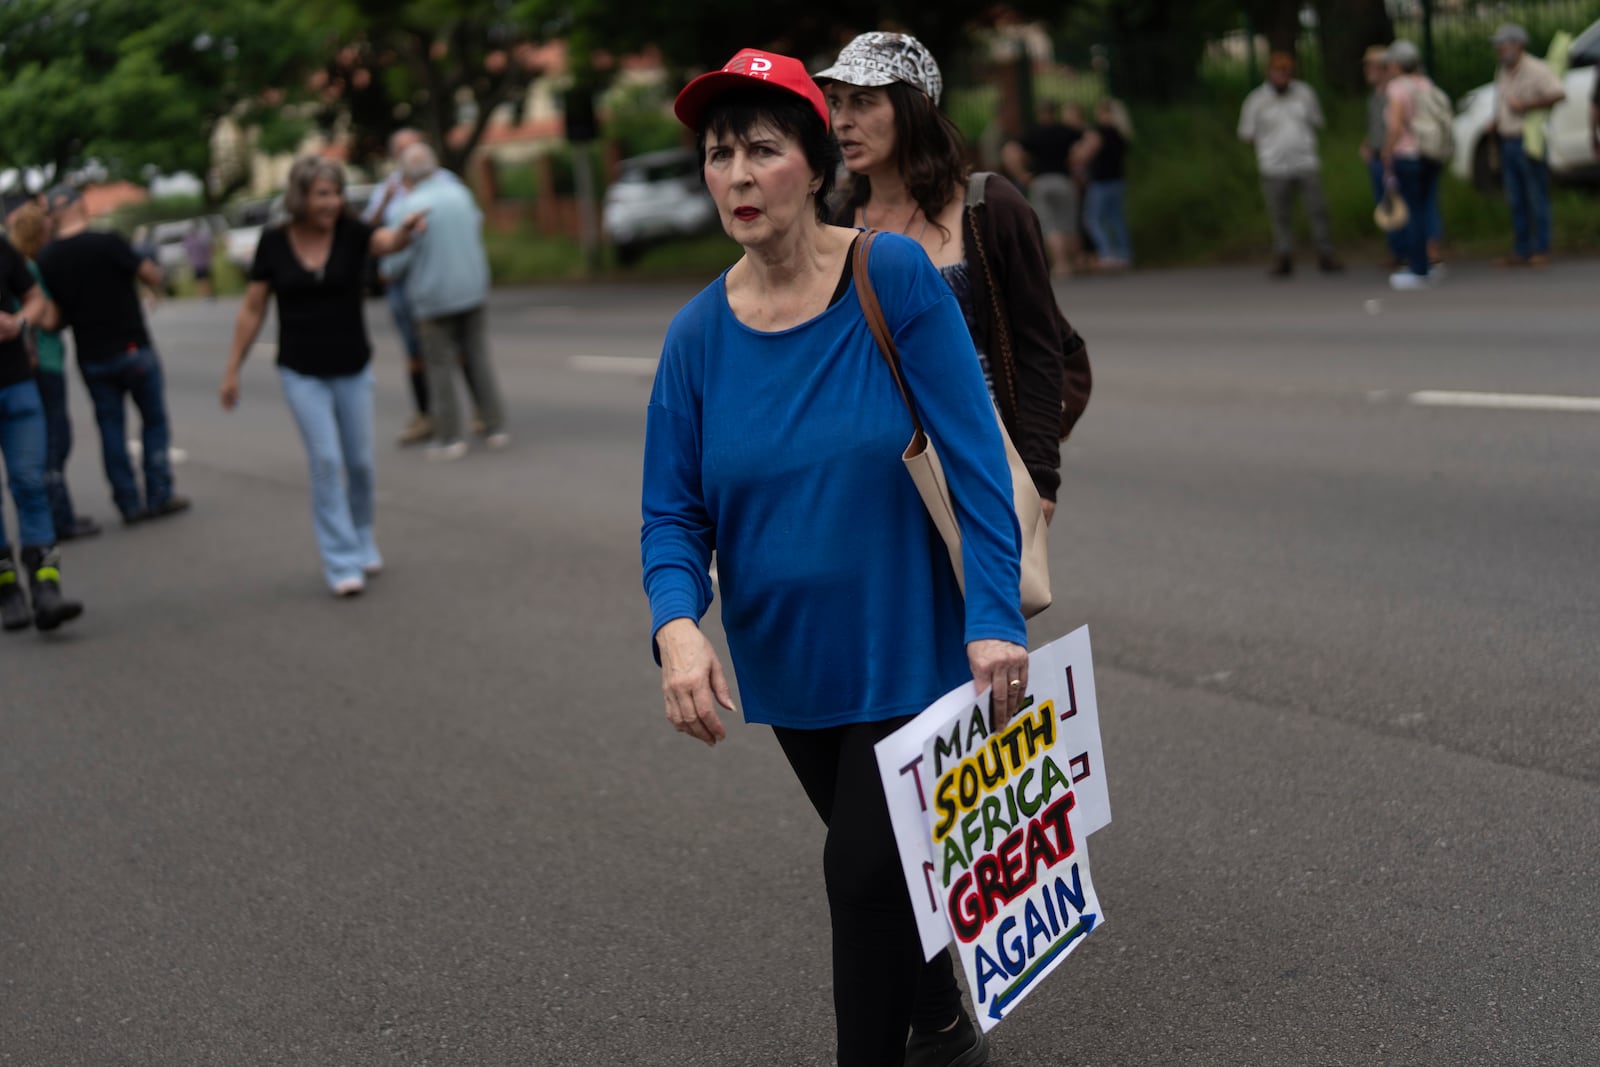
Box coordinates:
[853,230,924,435]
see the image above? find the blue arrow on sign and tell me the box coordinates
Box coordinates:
[987,912,1098,1022]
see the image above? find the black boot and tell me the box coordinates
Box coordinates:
[0,548,31,631]
[22,545,83,632]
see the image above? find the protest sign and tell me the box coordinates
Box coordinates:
[875,626,1108,1027]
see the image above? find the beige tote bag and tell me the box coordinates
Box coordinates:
[853,231,1052,618]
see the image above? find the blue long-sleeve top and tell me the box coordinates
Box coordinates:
[640,233,1026,730]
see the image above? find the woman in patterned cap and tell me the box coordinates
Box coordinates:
[817,32,1091,535]
[642,45,1030,1067]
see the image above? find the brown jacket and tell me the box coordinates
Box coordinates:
[962,173,1091,502]
[833,175,1091,502]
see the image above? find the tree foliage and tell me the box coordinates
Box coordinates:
[0,0,318,202]
[297,0,552,172]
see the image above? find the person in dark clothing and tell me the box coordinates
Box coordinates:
[37,186,190,525]
[1074,98,1135,270]
[0,233,85,632]
[223,157,425,596]
[1004,100,1084,277]
[818,31,1091,529]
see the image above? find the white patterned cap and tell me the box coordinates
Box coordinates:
[814,32,943,105]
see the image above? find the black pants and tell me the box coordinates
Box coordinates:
[774,719,962,1067]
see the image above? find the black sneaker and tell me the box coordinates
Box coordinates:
[1268,255,1293,278]
[905,1009,989,1067]
[142,495,192,522]
[0,575,30,631]
[22,546,82,632]
[58,517,103,542]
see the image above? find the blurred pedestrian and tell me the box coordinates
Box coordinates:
[1074,98,1135,271]
[1361,45,1409,269]
[6,203,99,542]
[1238,53,1344,277]
[0,231,84,632]
[645,47,1029,1067]
[1491,24,1566,267]
[37,186,190,525]
[221,157,426,597]
[818,30,1091,523]
[363,128,479,446]
[385,143,507,461]
[1003,100,1083,277]
[1381,40,1444,290]
[184,220,215,300]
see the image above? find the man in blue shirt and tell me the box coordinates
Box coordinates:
[363,129,474,445]
[385,143,506,461]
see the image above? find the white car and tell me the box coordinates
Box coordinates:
[602,148,719,265]
[1451,20,1600,189]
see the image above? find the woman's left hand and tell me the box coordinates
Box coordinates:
[968,639,1030,732]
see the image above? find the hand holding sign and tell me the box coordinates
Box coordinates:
[876,626,1110,1030]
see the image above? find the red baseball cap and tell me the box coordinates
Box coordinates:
[673,48,831,131]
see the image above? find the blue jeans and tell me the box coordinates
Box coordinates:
[279,365,379,588]
[0,379,56,548]
[35,368,80,532]
[1500,136,1551,257]
[1083,180,1132,263]
[1392,157,1441,277]
[79,346,174,519]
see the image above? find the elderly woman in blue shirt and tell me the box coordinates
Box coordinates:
[640,49,1028,1067]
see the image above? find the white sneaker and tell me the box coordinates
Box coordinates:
[362,559,384,577]
[485,432,511,451]
[331,577,365,597]
[425,440,469,462]
[1389,271,1427,291]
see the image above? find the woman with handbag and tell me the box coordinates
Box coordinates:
[816,31,1091,524]
[641,48,1028,1067]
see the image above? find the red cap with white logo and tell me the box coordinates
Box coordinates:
[673,48,831,131]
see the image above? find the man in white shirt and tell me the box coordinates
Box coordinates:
[1490,24,1566,266]
[1238,52,1344,278]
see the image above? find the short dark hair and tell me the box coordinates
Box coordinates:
[696,84,840,223]
[838,82,968,240]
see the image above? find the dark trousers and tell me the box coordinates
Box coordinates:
[78,347,174,519]
[1392,157,1441,277]
[1500,136,1552,258]
[774,719,963,1067]
[34,368,80,532]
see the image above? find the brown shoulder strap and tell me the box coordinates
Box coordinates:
[853,230,923,434]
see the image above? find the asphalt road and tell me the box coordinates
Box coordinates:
[3,257,1598,1066]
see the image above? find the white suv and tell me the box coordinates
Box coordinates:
[602,148,719,265]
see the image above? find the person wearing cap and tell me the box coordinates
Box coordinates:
[0,227,85,632]
[641,46,1028,1067]
[36,185,191,525]
[1381,40,1445,290]
[1491,23,1566,267]
[1238,52,1344,278]
[817,30,1090,527]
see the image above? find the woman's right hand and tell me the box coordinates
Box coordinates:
[657,618,733,747]
[220,371,240,411]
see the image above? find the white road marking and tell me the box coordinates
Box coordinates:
[1404,390,1600,414]
[569,355,658,375]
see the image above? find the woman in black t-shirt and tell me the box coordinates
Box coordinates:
[1074,98,1135,271]
[221,157,424,597]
